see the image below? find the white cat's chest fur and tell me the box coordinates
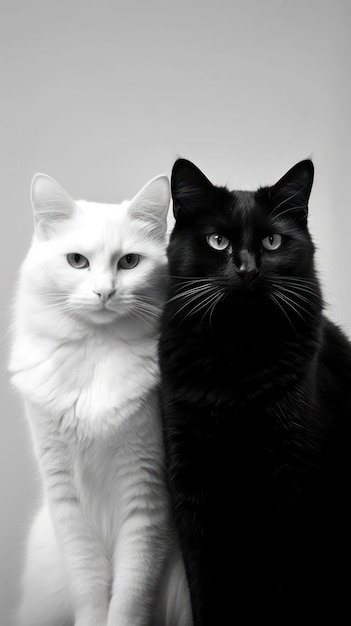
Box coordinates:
[67,398,164,547]
[12,325,164,544]
[11,327,159,439]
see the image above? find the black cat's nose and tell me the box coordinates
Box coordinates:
[236,266,260,282]
[235,250,260,282]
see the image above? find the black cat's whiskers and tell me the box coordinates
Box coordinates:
[269,291,300,343]
[274,284,320,311]
[168,287,216,323]
[167,279,225,325]
[207,290,226,327]
[272,289,306,322]
[271,277,322,315]
[269,276,319,341]
[169,282,217,304]
[271,280,321,323]
[277,278,324,305]
[270,204,307,220]
[276,275,319,285]
[269,188,305,217]
[278,281,320,298]
[171,276,219,294]
[272,285,316,312]
[185,289,224,325]
[167,278,218,302]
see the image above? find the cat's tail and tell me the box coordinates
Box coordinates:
[16,503,73,626]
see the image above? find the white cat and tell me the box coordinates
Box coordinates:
[9,173,192,626]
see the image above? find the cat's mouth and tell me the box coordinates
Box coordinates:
[229,275,264,293]
[98,303,116,314]
[85,304,118,324]
[225,282,267,305]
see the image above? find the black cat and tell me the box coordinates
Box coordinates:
[159,158,351,625]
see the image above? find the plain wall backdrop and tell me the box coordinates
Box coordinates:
[0,0,350,624]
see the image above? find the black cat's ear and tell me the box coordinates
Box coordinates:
[171,159,215,219]
[270,160,314,220]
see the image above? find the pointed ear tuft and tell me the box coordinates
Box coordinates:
[171,159,215,219]
[128,174,170,239]
[31,173,76,238]
[269,160,314,220]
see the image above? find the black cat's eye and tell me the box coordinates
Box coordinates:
[262,234,283,251]
[118,254,140,270]
[67,253,89,269]
[207,234,230,251]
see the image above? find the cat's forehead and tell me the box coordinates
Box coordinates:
[76,199,129,222]
[62,199,143,252]
[231,190,257,215]
[221,189,264,227]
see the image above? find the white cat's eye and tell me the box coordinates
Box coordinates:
[67,253,89,269]
[262,234,283,251]
[207,234,230,251]
[118,254,140,270]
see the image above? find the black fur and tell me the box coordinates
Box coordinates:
[159,159,351,625]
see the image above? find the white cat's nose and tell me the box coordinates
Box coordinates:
[94,288,116,304]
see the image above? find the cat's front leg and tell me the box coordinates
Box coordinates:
[107,498,168,625]
[26,401,110,626]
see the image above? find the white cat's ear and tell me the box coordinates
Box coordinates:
[128,175,170,238]
[31,173,76,238]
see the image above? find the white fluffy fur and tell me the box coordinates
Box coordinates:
[10,174,192,626]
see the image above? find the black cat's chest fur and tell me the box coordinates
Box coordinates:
[161,312,327,522]
[159,159,351,625]
[162,294,319,412]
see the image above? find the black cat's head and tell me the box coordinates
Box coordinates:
[167,158,322,329]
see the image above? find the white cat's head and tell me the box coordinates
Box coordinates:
[21,173,170,332]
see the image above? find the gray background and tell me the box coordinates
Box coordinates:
[0,0,350,624]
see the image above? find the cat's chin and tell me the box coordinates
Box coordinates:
[226,286,266,305]
[82,307,119,326]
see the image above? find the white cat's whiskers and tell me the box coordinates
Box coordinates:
[133,304,160,318]
[126,295,162,315]
[124,298,161,327]
[43,297,79,316]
